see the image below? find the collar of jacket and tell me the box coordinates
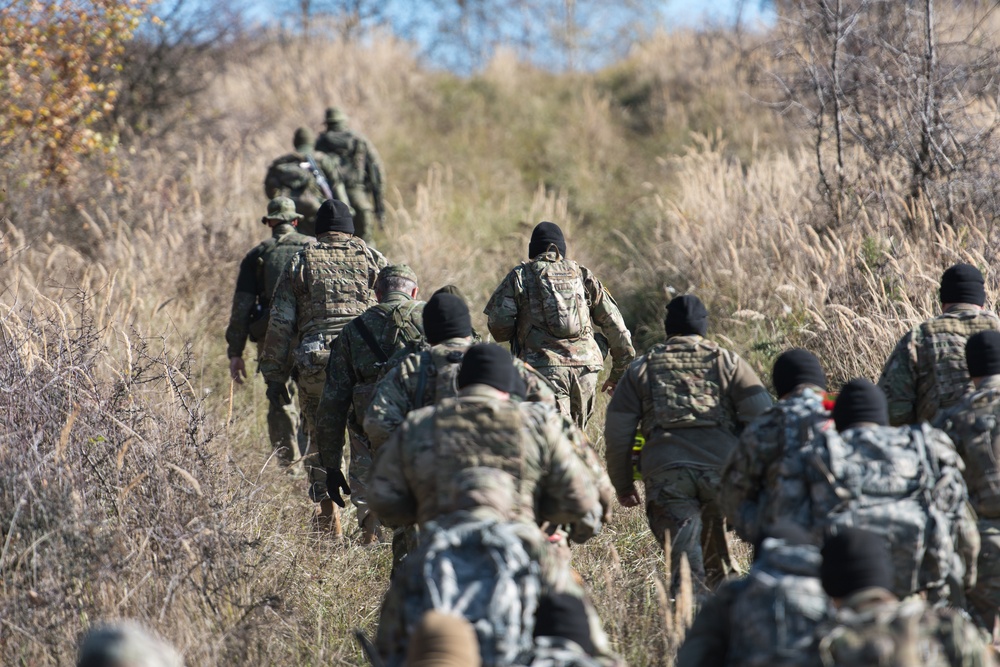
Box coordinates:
[272,223,297,238]
[943,302,984,313]
[457,384,510,400]
[381,291,414,304]
[317,231,354,244]
[842,586,897,612]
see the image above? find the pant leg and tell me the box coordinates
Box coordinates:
[348,418,378,532]
[266,376,301,465]
[969,520,1000,632]
[568,368,599,430]
[296,367,328,499]
[695,468,736,587]
[645,467,708,593]
[535,366,573,424]
[347,186,375,244]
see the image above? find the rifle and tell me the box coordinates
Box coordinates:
[302,153,335,201]
[354,628,385,667]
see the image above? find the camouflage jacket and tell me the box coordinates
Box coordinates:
[878,304,1000,426]
[677,538,829,667]
[816,588,991,667]
[363,337,557,451]
[368,386,601,534]
[603,335,772,493]
[719,387,833,545]
[313,292,425,468]
[484,252,635,378]
[258,231,387,382]
[936,375,1000,519]
[225,223,314,359]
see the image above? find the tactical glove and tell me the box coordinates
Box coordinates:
[265,380,292,406]
[326,467,351,508]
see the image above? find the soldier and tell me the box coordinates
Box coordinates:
[225,197,313,470]
[260,199,386,536]
[316,106,385,244]
[364,292,556,452]
[604,294,772,595]
[485,221,635,429]
[815,528,992,667]
[315,264,425,544]
[368,343,601,537]
[264,127,349,236]
[77,620,181,667]
[878,262,1000,425]
[812,379,978,606]
[676,525,830,667]
[935,329,1000,631]
[720,349,834,546]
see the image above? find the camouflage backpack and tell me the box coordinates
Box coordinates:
[805,424,967,603]
[316,130,364,185]
[524,258,591,340]
[727,538,829,667]
[412,346,466,409]
[248,234,314,341]
[396,517,541,667]
[645,339,735,432]
[264,155,324,217]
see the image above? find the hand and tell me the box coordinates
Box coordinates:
[326,467,351,508]
[601,379,617,395]
[229,357,247,384]
[618,489,641,508]
[266,380,292,406]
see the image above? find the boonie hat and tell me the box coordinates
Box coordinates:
[262,197,303,223]
[378,264,418,284]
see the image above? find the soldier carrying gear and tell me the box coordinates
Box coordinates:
[720,348,835,547]
[316,106,386,244]
[604,294,773,596]
[264,127,350,237]
[314,264,425,545]
[935,329,1000,632]
[225,197,314,472]
[485,221,636,429]
[879,262,1000,425]
[260,198,387,538]
[815,528,991,667]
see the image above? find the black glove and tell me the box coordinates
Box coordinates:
[327,467,351,508]
[265,380,292,406]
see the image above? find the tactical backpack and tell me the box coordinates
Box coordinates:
[645,339,734,432]
[805,424,967,603]
[412,347,466,409]
[727,539,828,667]
[264,155,324,217]
[524,259,590,340]
[248,235,313,342]
[349,300,425,418]
[395,517,541,667]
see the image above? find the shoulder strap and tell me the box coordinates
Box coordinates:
[352,315,389,363]
[414,350,433,409]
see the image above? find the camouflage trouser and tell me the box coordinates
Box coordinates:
[296,367,328,495]
[265,376,301,466]
[535,366,599,430]
[644,466,734,595]
[346,185,375,245]
[347,417,377,532]
[969,519,1000,632]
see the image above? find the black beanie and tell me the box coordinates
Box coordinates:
[940,263,986,306]
[423,293,473,345]
[315,199,355,235]
[832,378,888,431]
[772,349,827,398]
[457,344,515,392]
[664,295,709,336]
[534,593,596,655]
[528,221,567,259]
[966,330,1000,377]
[820,527,895,599]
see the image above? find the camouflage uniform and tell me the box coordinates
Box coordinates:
[485,251,635,428]
[259,230,386,498]
[603,334,772,592]
[316,108,385,244]
[368,385,601,537]
[225,211,314,466]
[878,304,1000,425]
[936,375,1000,631]
[314,288,424,535]
[676,537,830,667]
[719,387,834,546]
[816,588,991,667]
[264,134,350,237]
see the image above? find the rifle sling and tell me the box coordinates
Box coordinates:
[353,316,390,364]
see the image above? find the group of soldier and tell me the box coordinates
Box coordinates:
[224,111,1000,665]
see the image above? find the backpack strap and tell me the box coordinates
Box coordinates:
[352,315,389,363]
[414,350,433,409]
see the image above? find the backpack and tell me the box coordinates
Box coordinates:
[524,259,590,340]
[805,424,966,603]
[727,539,828,667]
[264,155,324,217]
[396,517,541,667]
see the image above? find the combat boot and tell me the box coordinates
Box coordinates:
[360,513,382,546]
[312,499,342,539]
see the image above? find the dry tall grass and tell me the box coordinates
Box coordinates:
[1,21,997,666]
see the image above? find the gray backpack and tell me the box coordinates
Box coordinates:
[727,539,828,667]
[394,517,541,667]
[805,424,966,603]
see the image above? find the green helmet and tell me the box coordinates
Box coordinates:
[293,127,315,151]
[261,196,303,224]
[324,106,349,127]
